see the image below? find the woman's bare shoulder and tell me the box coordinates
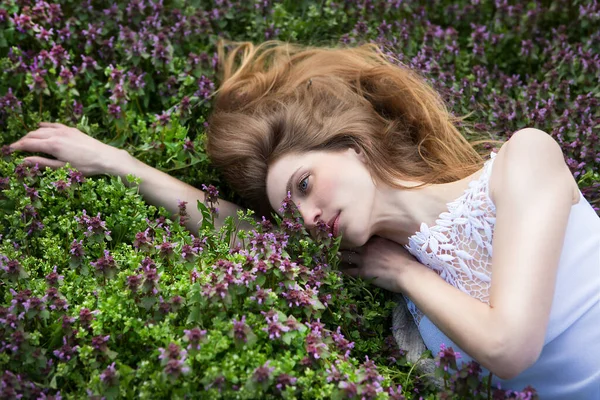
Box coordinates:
[488,128,580,206]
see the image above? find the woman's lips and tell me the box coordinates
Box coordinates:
[330,213,340,237]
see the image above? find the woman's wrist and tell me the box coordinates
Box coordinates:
[396,260,430,294]
[103,148,136,178]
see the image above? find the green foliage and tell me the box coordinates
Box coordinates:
[1,0,598,398]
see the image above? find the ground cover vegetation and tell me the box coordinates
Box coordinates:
[0,0,598,398]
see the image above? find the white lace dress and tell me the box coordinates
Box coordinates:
[401,151,600,399]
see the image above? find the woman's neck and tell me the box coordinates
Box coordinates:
[370,169,484,246]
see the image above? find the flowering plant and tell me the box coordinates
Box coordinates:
[1,0,598,398]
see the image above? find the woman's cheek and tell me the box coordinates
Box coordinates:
[314,177,335,203]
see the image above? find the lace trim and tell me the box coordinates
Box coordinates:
[404,152,497,326]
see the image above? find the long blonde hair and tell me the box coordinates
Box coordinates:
[206,40,501,216]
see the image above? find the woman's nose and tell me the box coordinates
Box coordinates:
[299,204,322,229]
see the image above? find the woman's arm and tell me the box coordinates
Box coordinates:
[10,122,252,231]
[106,151,250,232]
[349,129,575,380]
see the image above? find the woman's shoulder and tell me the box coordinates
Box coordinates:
[487,128,580,207]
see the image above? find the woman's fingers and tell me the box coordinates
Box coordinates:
[340,250,362,267]
[23,156,66,170]
[11,137,55,155]
[39,122,66,129]
[16,127,56,140]
[339,265,361,278]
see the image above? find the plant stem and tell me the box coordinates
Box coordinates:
[12,111,29,131]
[38,93,43,118]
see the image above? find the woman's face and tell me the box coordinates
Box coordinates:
[266,148,376,249]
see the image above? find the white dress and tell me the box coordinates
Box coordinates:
[401,151,600,399]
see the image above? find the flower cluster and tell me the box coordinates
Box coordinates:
[74,210,111,242]
[158,343,190,382]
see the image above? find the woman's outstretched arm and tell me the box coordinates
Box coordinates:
[10,122,250,232]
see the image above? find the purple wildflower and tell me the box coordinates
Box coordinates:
[91,335,110,353]
[195,75,214,99]
[436,343,461,373]
[11,13,34,33]
[45,266,64,287]
[253,360,275,383]
[126,274,143,293]
[68,170,85,184]
[90,250,117,280]
[158,343,189,380]
[275,373,297,392]
[52,337,79,361]
[201,184,219,216]
[155,236,174,258]
[249,286,272,305]
[108,103,122,119]
[57,67,75,87]
[232,315,250,343]
[100,362,119,387]
[338,381,358,398]
[78,308,95,329]
[387,385,406,400]
[2,258,29,282]
[183,327,207,351]
[262,311,290,340]
[74,210,110,239]
[133,229,153,251]
[69,239,85,258]
[52,179,71,192]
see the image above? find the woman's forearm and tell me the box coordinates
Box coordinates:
[400,264,530,380]
[106,150,251,232]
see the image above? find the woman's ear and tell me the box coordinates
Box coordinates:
[349,144,368,164]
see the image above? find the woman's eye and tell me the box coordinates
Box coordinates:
[298,175,309,194]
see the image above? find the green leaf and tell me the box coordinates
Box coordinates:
[197,200,214,231]
[187,305,202,324]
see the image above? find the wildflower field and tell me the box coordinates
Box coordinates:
[0,0,599,398]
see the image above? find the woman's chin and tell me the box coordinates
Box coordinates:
[339,234,369,250]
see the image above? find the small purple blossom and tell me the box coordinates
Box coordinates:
[158,343,189,380]
[78,308,95,328]
[100,362,119,387]
[338,381,358,398]
[91,335,110,353]
[45,266,64,287]
[69,239,85,258]
[194,75,214,99]
[232,315,250,344]
[68,170,85,185]
[52,337,79,361]
[275,373,297,392]
[436,343,461,372]
[253,360,275,383]
[90,250,117,280]
[249,286,272,305]
[155,236,175,258]
[183,327,207,351]
[74,210,110,239]
[126,274,143,293]
[108,103,122,119]
[52,179,71,192]
[201,184,219,216]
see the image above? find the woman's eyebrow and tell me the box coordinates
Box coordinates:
[286,166,302,196]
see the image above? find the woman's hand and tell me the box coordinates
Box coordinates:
[9,122,127,176]
[340,236,425,293]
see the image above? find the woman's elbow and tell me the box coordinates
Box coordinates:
[488,334,543,380]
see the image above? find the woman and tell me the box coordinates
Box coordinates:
[10,41,600,399]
